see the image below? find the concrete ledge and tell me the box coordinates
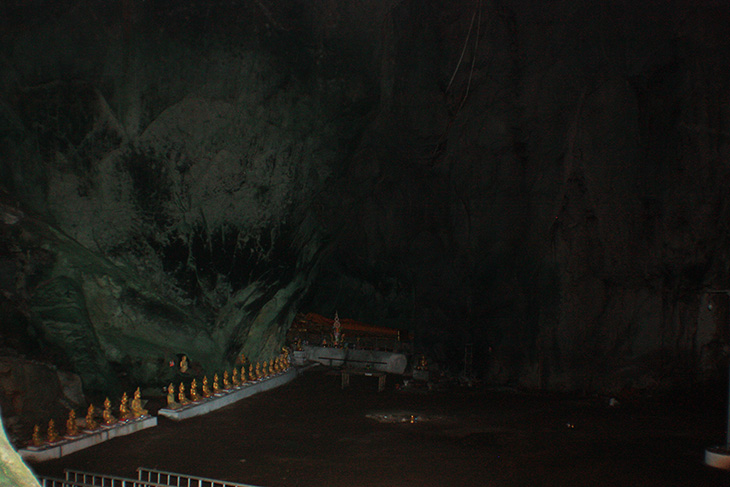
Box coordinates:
[705,446,730,469]
[304,346,407,374]
[158,368,297,421]
[19,416,157,462]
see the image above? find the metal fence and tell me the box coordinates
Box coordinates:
[38,468,263,487]
[136,468,263,487]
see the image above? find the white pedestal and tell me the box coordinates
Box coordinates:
[158,368,297,421]
[705,446,730,469]
[19,416,157,462]
[303,346,407,374]
[291,350,307,366]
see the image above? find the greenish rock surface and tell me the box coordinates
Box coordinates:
[0,416,39,487]
[0,0,728,402]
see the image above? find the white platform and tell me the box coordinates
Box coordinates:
[158,368,297,421]
[19,416,157,462]
[705,446,730,469]
[303,346,407,374]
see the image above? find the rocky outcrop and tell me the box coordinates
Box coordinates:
[0,0,729,398]
[0,414,39,487]
[0,356,84,447]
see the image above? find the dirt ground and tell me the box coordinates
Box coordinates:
[29,366,730,486]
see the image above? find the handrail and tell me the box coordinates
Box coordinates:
[136,467,264,487]
[38,476,133,487]
[64,469,168,487]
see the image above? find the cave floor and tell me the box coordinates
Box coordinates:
[30,366,728,487]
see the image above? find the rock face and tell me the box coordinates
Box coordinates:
[0,356,85,449]
[0,0,729,397]
[0,413,40,487]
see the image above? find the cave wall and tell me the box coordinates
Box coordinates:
[1,0,729,395]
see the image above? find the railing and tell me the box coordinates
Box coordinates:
[38,477,131,487]
[136,467,263,487]
[40,468,262,487]
[37,476,71,487]
[64,470,168,487]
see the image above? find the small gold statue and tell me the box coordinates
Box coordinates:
[46,419,59,444]
[30,424,43,447]
[131,387,148,417]
[213,373,220,394]
[282,347,290,367]
[178,383,190,405]
[66,409,79,437]
[268,360,275,376]
[119,391,133,421]
[249,363,255,381]
[190,378,199,401]
[255,362,262,380]
[85,404,99,430]
[167,383,181,409]
[223,370,231,389]
[240,366,247,383]
[202,376,211,397]
[180,355,189,373]
[102,397,117,426]
[232,368,240,386]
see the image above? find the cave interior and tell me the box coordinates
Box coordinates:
[1,0,730,482]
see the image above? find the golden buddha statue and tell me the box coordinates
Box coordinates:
[178,382,190,405]
[66,409,79,436]
[232,368,240,386]
[102,397,117,426]
[167,383,181,409]
[223,370,231,389]
[180,355,189,373]
[85,404,99,430]
[202,376,211,397]
[30,424,42,447]
[46,419,59,444]
[248,363,255,381]
[131,387,148,417]
[119,391,133,421]
[213,373,220,393]
[268,360,275,376]
[190,379,199,401]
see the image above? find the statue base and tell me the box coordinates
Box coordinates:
[705,446,730,469]
[158,368,297,421]
[19,416,157,462]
